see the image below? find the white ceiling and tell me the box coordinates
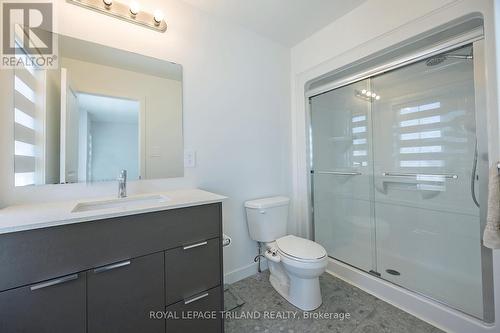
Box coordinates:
[77,93,140,124]
[181,0,366,46]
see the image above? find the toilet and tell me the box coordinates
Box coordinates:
[245,196,328,311]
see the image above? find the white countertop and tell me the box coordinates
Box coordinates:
[0,189,226,235]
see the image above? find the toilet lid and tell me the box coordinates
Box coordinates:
[276,235,326,261]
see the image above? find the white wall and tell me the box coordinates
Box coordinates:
[290,0,500,332]
[0,0,291,283]
[90,121,139,182]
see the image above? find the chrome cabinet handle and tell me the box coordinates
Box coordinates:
[183,241,208,250]
[30,274,79,291]
[312,170,362,176]
[94,260,131,274]
[381,172,458,179]
[184,292,209,305]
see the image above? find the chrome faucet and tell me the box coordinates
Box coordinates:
[118,170,127,198]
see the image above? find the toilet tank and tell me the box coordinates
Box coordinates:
[245,196,290,243]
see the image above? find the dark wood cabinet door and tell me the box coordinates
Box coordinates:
[87,252,165,333]
[0,272,86,333]
[165,238,221,304]
[166,286,222,333]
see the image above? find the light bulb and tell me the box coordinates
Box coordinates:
[103,0,112,7]
[366,91,371,96]
[375,95,381,100]
[361,89,367,94]
[129,1,140,15]
[153,10,164,24]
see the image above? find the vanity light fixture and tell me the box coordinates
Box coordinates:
[67,0,167,32]
[129,1,140,16]
[153,10,164,25]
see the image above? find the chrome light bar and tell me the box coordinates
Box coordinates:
[67,0,167,32]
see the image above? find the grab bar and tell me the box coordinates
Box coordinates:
[381,172,458,179]
[312,170,362,176]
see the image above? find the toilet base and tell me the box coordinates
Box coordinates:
[268,260,324,311]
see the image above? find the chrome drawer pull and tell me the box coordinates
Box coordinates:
[382,172,458,179]
[30,274,79,291]
[184,292,209,305]
[94,260,131,274]
[183,241,208,250]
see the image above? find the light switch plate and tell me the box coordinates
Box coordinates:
[150,146,161,157]
[184,151,196,168]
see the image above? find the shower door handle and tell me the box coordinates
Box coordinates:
[378,172,458,196]
[312,170,362,176]
[381,172,458,180]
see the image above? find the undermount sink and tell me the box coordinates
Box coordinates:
[71,195,169,213]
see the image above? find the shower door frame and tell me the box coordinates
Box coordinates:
[307,32,495,323]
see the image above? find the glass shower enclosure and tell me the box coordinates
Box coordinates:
[310,43,492,321]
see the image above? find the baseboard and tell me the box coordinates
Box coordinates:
[326,258,496,333]
[224,259,268,285]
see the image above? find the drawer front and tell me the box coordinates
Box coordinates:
[165,238,221,305]
[166,286,222,333]
[87,252,165,333]
[0,272,86,333]
[0,203,221,291]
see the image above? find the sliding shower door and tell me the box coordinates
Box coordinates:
[311,43,489,320]
[311,79,376,273]
[371,44,484,318]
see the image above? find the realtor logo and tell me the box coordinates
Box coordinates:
[1,1,57,69]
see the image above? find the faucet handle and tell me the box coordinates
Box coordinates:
[118,169,127,180]
[117,170,127,198]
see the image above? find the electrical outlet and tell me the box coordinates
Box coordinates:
[184,150,196,168]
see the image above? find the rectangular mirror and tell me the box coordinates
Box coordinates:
[13,33,183,186]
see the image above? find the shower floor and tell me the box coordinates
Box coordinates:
[224,271,443,333]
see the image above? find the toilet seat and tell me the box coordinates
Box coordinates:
[276,235,326,262]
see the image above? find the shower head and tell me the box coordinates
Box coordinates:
[425,53,473,67]
[425,55,447,67]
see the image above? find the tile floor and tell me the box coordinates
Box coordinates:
[224,271,443,333]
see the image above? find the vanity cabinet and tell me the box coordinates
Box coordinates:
[166,286,223,333]
[87,253,165,333]
[0,203,224,333]
[165,237,221,304]
[0,272,87,333]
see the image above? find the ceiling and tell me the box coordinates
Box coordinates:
[77,93,140,124]
[181,0,366,46]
